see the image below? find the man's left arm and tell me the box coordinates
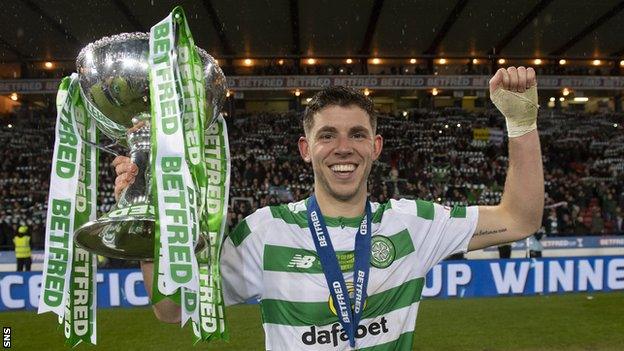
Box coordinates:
[468,66,544,251]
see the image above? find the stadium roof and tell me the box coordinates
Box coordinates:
[1,0,624,64]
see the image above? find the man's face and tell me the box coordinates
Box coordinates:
[298,105,383,202]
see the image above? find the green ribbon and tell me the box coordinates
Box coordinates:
[172,7,209,330]
[65,81,98,346]
[149,6,230,343]
[194,114,230,342]
[40,74,99,346]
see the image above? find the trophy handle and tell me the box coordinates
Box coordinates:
[82,139,121,157]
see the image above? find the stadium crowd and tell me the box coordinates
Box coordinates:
[1,106,623,252]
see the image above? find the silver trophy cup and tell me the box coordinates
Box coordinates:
[73,32,226,260]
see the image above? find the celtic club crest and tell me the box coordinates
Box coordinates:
[370,236,395,268]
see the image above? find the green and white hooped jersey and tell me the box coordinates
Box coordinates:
[220,198,478,350]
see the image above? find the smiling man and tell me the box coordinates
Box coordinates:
[114,66,544,350]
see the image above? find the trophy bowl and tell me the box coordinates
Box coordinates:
[73,32,226,260]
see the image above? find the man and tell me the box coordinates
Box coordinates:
[13,225,32,272]
[113,66,543,350]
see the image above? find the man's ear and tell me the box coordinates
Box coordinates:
[298,136,311,163]
[372,134,383,161]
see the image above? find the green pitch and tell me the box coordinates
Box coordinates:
[4,292,623,350]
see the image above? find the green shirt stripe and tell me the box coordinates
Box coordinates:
[263,229,414,273]
[450,205,467,218]
[261,277,424,326]
[372,201,389,223]
[269,205,308,227]
[229,220,251,247]
[392,229,415,259]
[416,200,434,220]
[268,200,390,229]
[359,331,414,351]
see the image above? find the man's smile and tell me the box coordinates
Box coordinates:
[328,162,359,179]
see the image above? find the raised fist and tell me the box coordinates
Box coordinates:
[489,66,536,94]
[489,66,539,138]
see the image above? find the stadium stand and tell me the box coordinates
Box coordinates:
[245,61,622,77]
[1,107,623,252]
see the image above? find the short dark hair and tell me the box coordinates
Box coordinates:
[302,86,376,135]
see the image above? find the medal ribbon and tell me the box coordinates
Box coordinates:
[306,194,372,348]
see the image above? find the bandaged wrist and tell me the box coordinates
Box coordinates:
[491,86,539,138]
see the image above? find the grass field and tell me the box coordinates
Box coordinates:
[4,292,623,350]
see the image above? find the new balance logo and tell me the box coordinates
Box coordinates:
[287,254,316,269]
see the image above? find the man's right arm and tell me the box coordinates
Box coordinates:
[114,156,264,320]
[113,155,181,323]
[140,261,181,323]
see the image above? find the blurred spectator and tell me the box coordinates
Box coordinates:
[13,225,31,271]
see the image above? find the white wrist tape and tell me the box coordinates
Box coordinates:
[491,85,539,138]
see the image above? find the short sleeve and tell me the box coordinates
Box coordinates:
[220,215,264,306]
[412,202,479,273]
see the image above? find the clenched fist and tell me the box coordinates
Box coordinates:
[489,66,539,138]
[112,156,138,201]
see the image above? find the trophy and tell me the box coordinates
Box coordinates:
[73,32,226,260]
